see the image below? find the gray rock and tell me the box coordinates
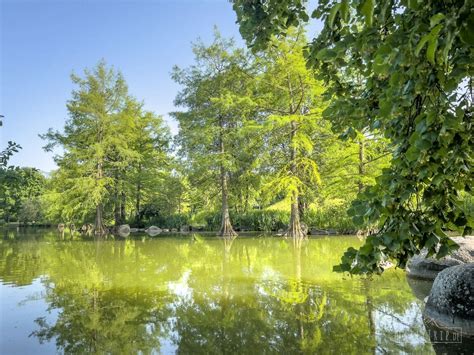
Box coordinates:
[424,263,474,337]
[407,237,474,280]
[146,226,162,237]
[117,224,130,237]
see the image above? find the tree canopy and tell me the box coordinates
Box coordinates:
[41,61,172,231]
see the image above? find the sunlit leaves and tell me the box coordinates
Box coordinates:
[40,61,172,224]
[360,0,375,27]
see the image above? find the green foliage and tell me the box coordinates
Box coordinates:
[303,204,357,233]
[0,141,21,167]
[203,209,290,232]
[18,198,44,224]
[0,115,21,168]
[233,0,474,274]
[41,61,172,226]
[172,30,257,232]
[232,0,308,51]
[0,167,46,223]
[254,30,326,206]
[41,61,132,223]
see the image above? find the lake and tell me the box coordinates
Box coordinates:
[0,228,452,354]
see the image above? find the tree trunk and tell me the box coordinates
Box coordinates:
[286,121,305,240]
[95,203,106,235]
[287,191,305,239]
[298,198,307,220]
[120,179,126,222]
[114,177,121,226]
[135,163,142,222]
[95,160,107,235]
[244,185,249,213]
[219,166,237,237]
[218,127,237,238]
[358,139,365,193]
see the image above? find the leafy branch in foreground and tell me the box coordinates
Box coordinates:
[0,141,22,167]
[233,0,474,274]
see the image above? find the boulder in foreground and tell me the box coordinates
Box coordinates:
[424,263,474,337]
[407,237,473,280]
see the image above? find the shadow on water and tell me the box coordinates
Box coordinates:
[0,228,471,353]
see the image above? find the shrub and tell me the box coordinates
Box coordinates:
[202,209,289,232]
[303,205,357,233]
[133,205,360,233]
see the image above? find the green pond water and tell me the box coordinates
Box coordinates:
[0,228,454,354]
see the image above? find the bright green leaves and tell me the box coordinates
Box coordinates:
[41,61,173,223]
[232,0,309,52]
[430,13,445,28]
[327,0,351,28]
[415,24,442,65]
[315,48,337,62]
[328,0,374,28]
[406,0,422,10]
[328,3,341,28]
[425,34,439,65]
[257,33,326,209]
[320,0,472,274]
[373,45,393,76]
[360,0,375,27]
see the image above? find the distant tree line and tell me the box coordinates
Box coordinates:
[1,32,392,241]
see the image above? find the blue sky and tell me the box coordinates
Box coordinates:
[1,0,321,172]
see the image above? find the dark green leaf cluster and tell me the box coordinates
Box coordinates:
[0,141,21,167]
[232,0,309,51]
[233,0,474,274]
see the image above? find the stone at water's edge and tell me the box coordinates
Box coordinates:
[146,225,162,237]
[117,224,131,237]
[407,236,474,280]
[424,263,474,337]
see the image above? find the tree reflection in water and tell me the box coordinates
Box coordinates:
[0,231,443,354]
[30,239,174,353]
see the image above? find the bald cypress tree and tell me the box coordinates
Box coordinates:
[172,32,256,237]
[42,61,134,234]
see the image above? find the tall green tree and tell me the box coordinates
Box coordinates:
[172,31,256,237]
[41,61,136,234]
[255,31,326,240]
[317,132,391,205]
[126,100,171,223]
[233,0,474,274]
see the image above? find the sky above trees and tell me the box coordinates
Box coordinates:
[0,0,321,172]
